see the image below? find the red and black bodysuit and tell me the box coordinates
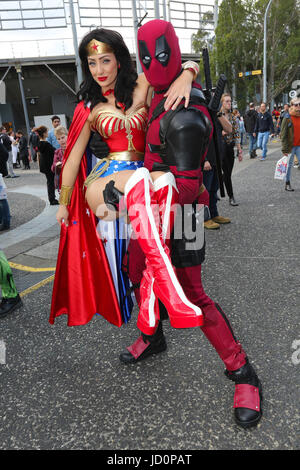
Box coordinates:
[123,19,262,429]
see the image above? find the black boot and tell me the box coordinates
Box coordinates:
[0,295,23,319]
[285,181,294,192]
[225,359,263,429]
[119,321,167,364]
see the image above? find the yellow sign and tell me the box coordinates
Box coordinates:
[252,70,262,75]
[238,72,243,77]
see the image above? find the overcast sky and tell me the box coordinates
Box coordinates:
[0,0,216,59]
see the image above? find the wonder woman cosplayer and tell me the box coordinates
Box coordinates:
[50,27,200,329]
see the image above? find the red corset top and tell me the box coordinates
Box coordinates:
[91,105,148,154]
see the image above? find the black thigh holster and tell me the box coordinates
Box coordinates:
[171,202,205,268]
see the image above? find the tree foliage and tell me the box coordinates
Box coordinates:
[192,0,300,110]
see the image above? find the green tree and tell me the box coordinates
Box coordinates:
[192,0,300,110]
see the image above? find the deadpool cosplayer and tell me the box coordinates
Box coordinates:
[118,20,263,429]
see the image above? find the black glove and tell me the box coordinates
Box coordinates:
[103,180,124,211]
[89,132,109,159]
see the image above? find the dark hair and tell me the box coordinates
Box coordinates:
[51,116,60,122]
[36,125,48,137]
[77,28,138,111]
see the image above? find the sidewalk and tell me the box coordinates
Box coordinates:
[0,142,299,450]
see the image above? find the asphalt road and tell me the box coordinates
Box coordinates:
[0,142,299,451]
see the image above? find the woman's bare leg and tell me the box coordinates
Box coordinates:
[85,170,165,219]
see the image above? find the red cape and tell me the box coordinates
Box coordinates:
[49,101,122,327]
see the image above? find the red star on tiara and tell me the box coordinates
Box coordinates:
[92,43,99,51]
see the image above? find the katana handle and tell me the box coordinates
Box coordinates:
[208,74,227,112]
[202,47,212,92]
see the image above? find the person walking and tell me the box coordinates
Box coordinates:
[36,126,58,205]
[220,94,243,206]
[244,102,258,158]
[281,97,300,191]
[254,103,275,161]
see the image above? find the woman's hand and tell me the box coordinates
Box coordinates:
[237,148,243,162]
[164,70,193,111]
[56,205,70,227]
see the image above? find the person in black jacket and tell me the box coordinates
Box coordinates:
[202,114,232,230]
[36,126,58,205]
[16,130,30,169]
[253,103,275,161]
[244,103,258,158]
[0,140,8,178]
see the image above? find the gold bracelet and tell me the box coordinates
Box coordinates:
[182,61,199,80]
[59,185,73,206]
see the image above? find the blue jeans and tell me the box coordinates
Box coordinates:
[0,199,11,228]
[286,146,300,182]
[247,133,257,154]
[257,131,270,158]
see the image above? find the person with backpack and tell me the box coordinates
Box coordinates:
[244,103,258,158]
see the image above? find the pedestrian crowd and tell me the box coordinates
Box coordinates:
[203,96,299,230]
[0,115,68,233]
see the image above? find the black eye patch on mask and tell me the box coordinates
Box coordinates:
[155,35,170,66]
[138,40,152,69]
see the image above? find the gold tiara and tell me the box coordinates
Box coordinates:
[86,39,113,56]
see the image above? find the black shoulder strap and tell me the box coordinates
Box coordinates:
[148,85,207,127]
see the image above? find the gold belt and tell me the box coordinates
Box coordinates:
[107,150,144,162]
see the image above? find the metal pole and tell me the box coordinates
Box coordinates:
[15,65,31,138]
[214,0,219,29]
[263,0,273,103]
[131,0,143,74]
[69,0,83,88]
[0,66,11,85]
[162,0,167,20]
[154,0,160,19]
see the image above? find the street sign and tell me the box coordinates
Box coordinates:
[289,90,297,98]
[238,70,262,77]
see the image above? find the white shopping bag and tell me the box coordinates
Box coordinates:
[274,155,288,180]
[0,173,7,200]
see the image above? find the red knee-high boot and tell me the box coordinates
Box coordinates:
[137,172,179,332]
[120,172,178,363]
[124,167,204,335]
